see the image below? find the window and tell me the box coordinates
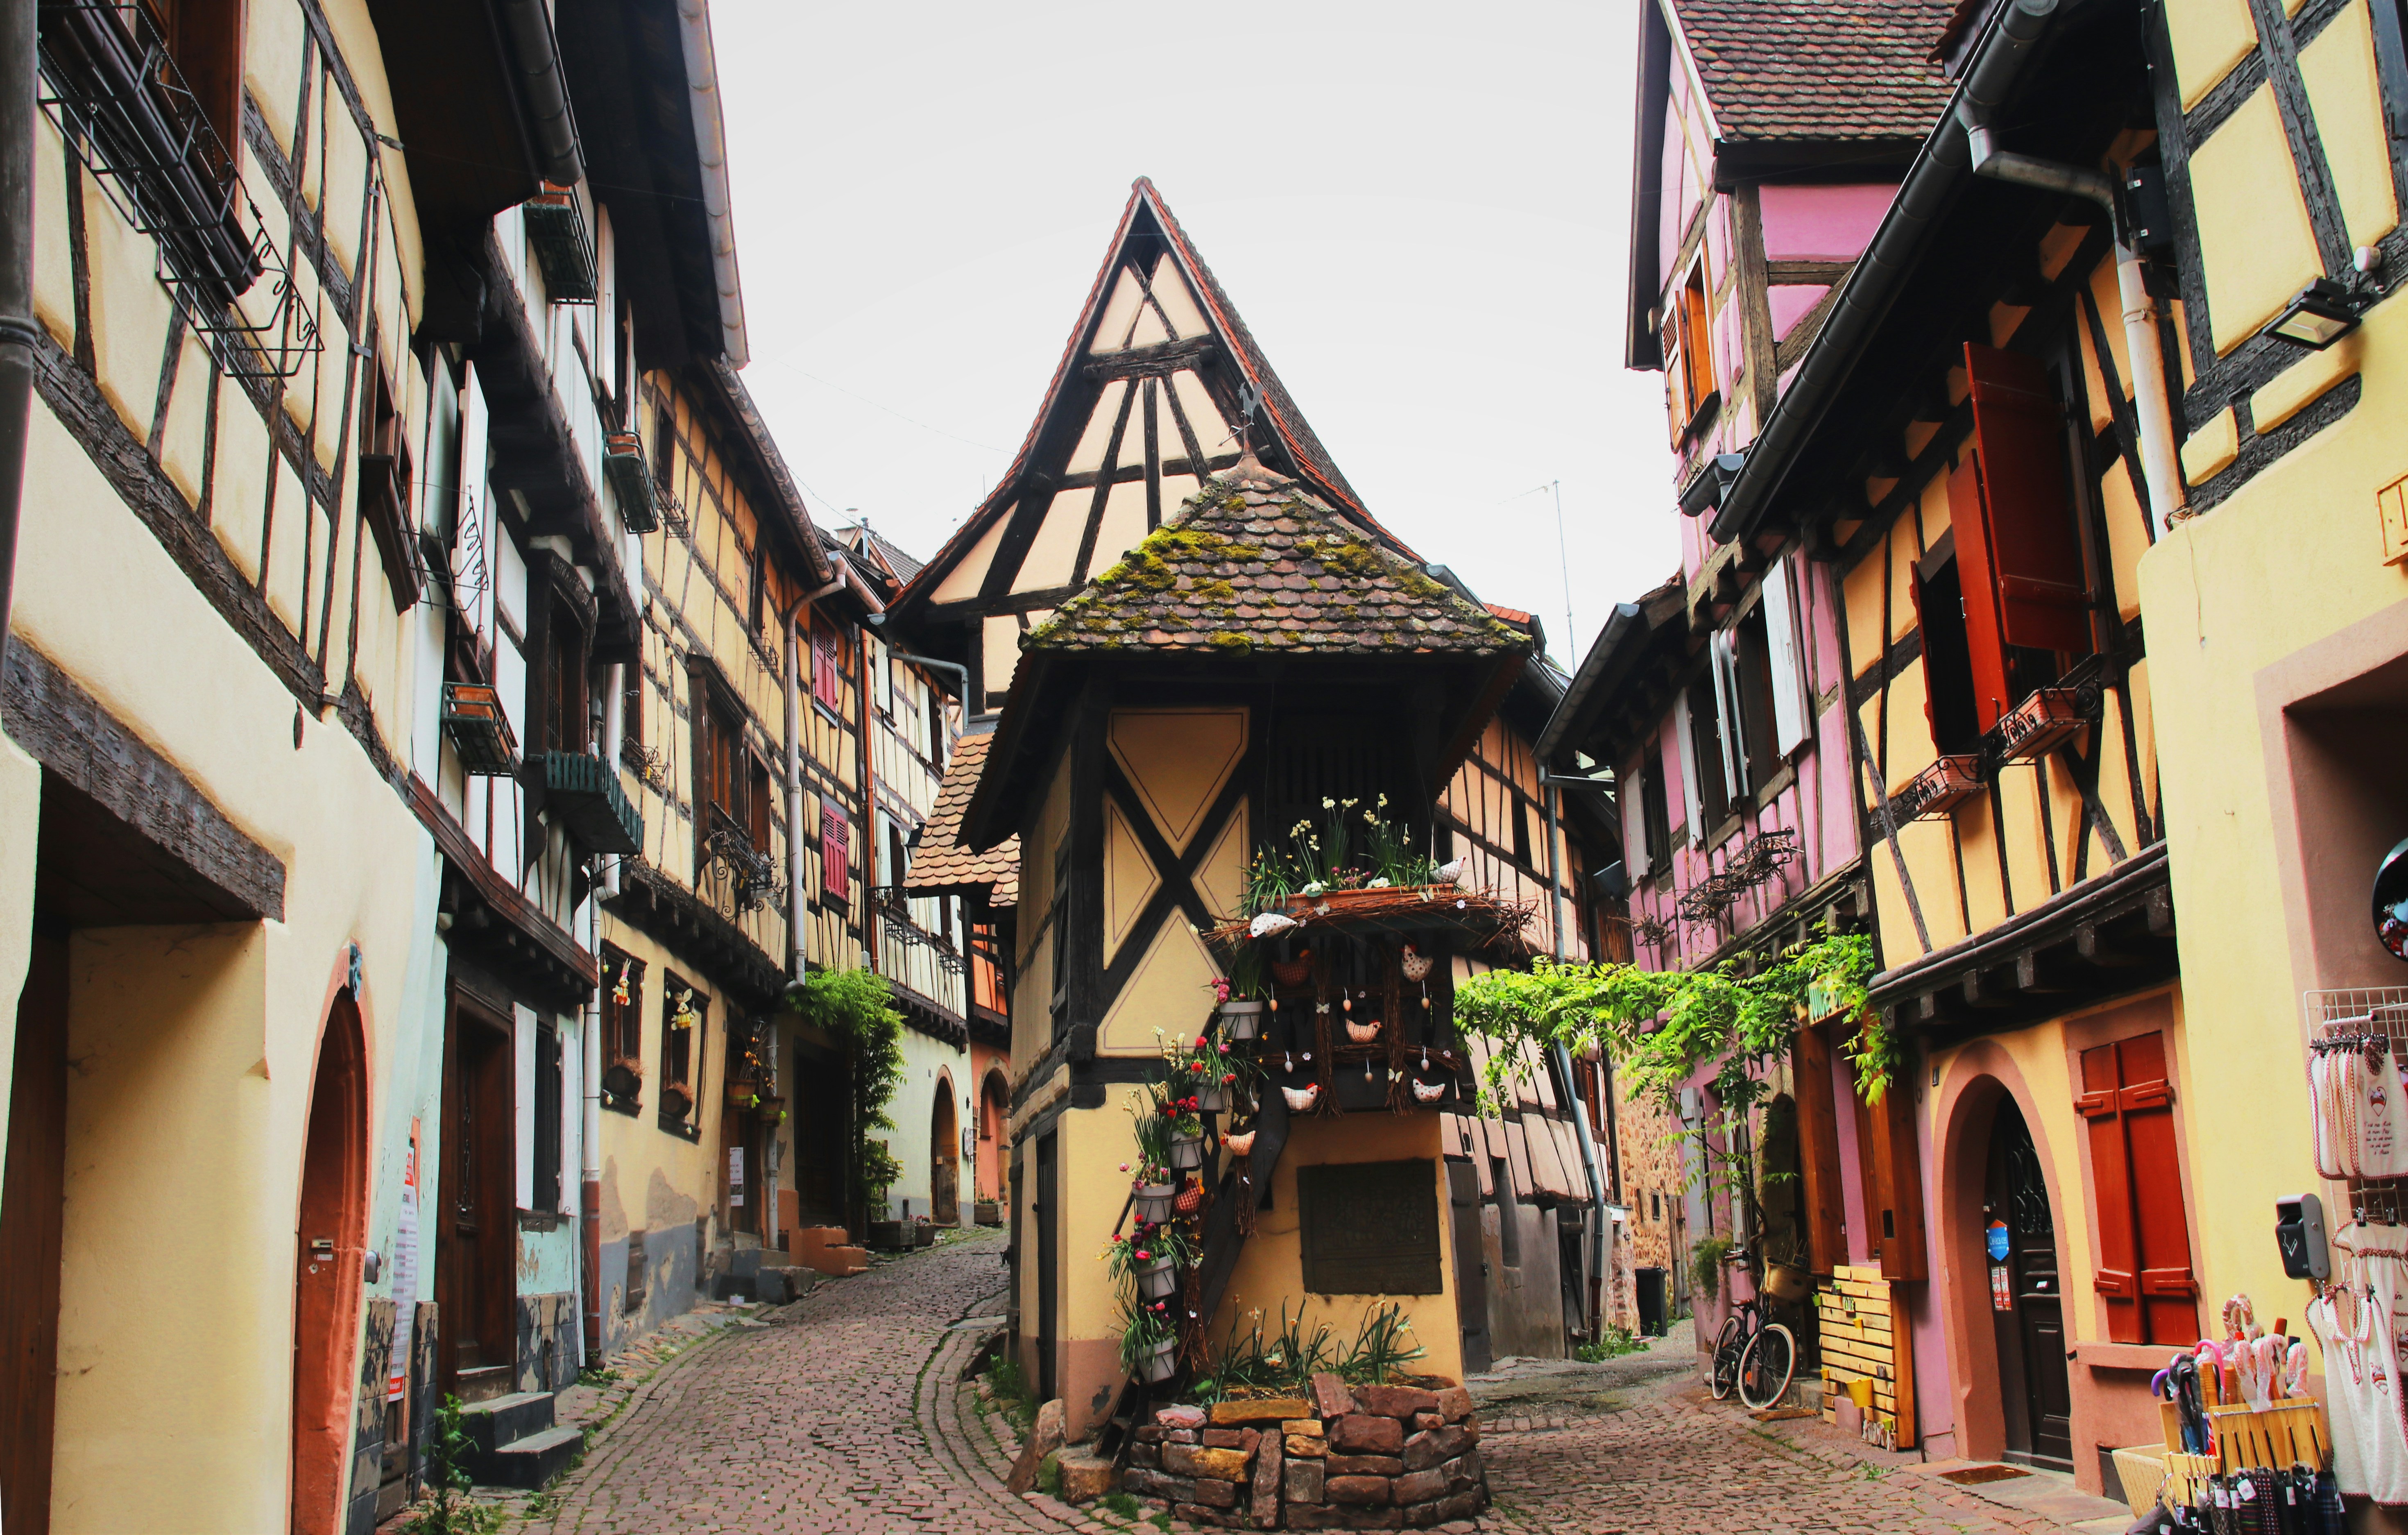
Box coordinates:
[927,687,947,769]
[356,350,419,611]
[2077,1031,2199,1344]
[533,1022,561,1212]
[1913,537,1982,755]
[1510,797,1534,870]
[660,975,706,1126]
[692,672,744,856]
[820,798,849,902]
[748,756,773,854]
[1684,676,1731,832]
[887,819,910,891]
[1718,606,1781,797]
[1664,260,1716,438]
[544,605,589,755]
[1936,342,2095,733]
[812,621,844,714]
[601,947,646,1084]
[1638,743,1672,877]
[651,402,676,501]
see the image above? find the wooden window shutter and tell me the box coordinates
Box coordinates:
[1792,1025,1849,1272]
[1939,449,2014,733]
[820,798,849,901]
[1962,343,2092,704]
[812,623,842,712]
[1864,1066,1928,1280]
[2079,1032,2198,1344]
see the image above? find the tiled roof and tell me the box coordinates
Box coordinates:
[904,730,1018,906]
[839,523,925,583]
[1671,0,1956,142]
[1024,463,1529,658]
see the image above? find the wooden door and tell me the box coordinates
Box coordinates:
[792,1039,849,1227]
[1035,1130,1058,1401]
[437,997,514,1395]
[1987,1098,2072,1468]
[290,997,368,1535]
[1447,1161,1493,1374]
[2,934,68,1535]
[931,1087,960,1226]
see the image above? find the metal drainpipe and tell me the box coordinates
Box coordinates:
[1544,782,1613,1341]
[0,0,35,667]
[1964,120,2188,532]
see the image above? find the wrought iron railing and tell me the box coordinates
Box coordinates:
[703,809,777,915]
[38,0,321,379]
[874,885,966,975]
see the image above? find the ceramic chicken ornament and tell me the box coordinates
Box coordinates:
[1250,910,1301,939]
[1400,945,1433,982]
[1224,1130,1257,1156]
[1282,1084,1320,1112]
[1412,1080,1448,1103]
[1346,1019,1381,1045]
[1433,857,1466,885]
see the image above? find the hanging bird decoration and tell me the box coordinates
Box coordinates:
[1413,1079,1449,1104]
[1433,856,1466,886]
[1400,944,1433,982]
[1250,910,1301,939]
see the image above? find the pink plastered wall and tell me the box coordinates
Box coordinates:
[1769,284,1830,343]
[1759,182,1895,261]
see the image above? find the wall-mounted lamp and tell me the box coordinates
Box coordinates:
[2261,276,2367,351]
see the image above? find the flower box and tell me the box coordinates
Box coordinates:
[1168,1136,1204,1170]
[867,1220,908,1250]
[1133,1183,1176,1223]
[1996,687,2084,761]
[1219,1000,1264,1041]
[440,682,519,777]
[1892,755,1982,821]
[659,1083,693,1120]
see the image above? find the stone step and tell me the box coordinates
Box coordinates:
[453,1364,514,1406]
[800,1244,869,1277]
[471,1425,584,1490]
[459,1391,555,1455]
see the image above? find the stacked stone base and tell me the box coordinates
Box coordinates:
[1124,1372,1487,1529]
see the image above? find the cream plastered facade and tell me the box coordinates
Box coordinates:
[2144,0,2408,1458]
[6,0,458,1526]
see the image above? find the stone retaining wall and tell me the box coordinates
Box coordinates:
[1123,1372,1488,1529]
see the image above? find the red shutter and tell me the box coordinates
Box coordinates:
[1961,344,2092,721]
[820,799,849,900]
[2079,1032,2198,1344]
[812,623,842,712]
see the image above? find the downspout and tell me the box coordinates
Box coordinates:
[1544,782,1612,1342]
[0,0,33,663]
[1964,120,2188,531]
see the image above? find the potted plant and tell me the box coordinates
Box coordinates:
[1210,976,1265,1041]
[602,1056,643,1100]
[1130,1163,1176,1223]
[1108,1225,1189,1301]
[1120,1297,1180,1384]
[727,1082,761,1110]
[1163,1095,1206,1169]
[660,1082,693,1119]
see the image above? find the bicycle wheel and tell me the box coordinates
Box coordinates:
[1708,1316,1744,1400]
[1738,1322,1797,1410]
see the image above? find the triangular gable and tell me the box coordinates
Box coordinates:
[899,179,1413,646]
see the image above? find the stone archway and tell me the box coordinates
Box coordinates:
[931,1076,961,1226]
[979,1068,1010,1205]
[290,990,370,1535]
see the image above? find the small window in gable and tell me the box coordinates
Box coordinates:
[1665,261,1717,440]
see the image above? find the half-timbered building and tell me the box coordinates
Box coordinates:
[1690,0,2191,1485]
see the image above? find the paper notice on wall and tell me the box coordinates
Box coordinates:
[729,1145,745,1207]
[388,1122,421,1402]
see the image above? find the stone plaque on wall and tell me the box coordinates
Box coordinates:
[1297,1159,1442,1295]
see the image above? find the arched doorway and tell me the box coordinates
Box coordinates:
[290,991,369,1535]
[979,1070,1010,1204]
[1984,1096,2072,1469]
[931,1081,960,1226]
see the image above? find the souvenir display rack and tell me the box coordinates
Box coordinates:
[2306,987,2408,1224]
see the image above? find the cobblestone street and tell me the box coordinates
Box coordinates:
[508,1229,2141,1534]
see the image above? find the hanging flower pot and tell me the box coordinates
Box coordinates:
[602,1057,642,1100]
[1137,1255,1179,1299]
[660,1083,693,1120]
[1133,1182,1176,1222]
[1168,1135,1204,1170]
[1139,1342,1180,1383]
[1195,1081,1227,1114]
[1219,1000,1264,1041]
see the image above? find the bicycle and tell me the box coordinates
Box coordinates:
[1707,1252,1799,1411]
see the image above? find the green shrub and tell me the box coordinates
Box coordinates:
[1690,1235,1734,1301]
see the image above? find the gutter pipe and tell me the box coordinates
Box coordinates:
[582,663,624,1356]
[1706,0,2070,544]
[1963,123,2189,533]
[496,0,583,186]
[0,0,34,671]
[1533,601,1644,763]
[674,0,748,365]
[1545,782,1613,1343]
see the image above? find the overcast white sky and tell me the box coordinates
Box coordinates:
[710,0,1679,668]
